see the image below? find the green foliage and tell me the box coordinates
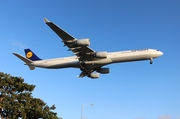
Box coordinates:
[0,72,59,119]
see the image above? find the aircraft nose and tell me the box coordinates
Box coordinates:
[159,51,163,56]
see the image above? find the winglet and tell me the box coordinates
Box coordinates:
[44,18,50,23]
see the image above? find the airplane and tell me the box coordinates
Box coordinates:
[13,18,163,78]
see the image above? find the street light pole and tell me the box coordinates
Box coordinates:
[81,103,94,119]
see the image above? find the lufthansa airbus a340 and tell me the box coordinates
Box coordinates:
[13,18,163,78]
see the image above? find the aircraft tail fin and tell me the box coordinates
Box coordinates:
[12,53,35,70]
[24,49,42,61]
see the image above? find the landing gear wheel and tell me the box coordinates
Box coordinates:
[150,58,153,64]
[80,62,86,71]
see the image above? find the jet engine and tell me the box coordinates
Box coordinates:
[75,39,90,46]
[94,52,107,58]
[97,68,109,74]
[88,73,100,79]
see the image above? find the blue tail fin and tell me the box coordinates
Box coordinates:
[24,49,42,61]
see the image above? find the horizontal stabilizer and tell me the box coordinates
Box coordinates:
[28,65,35,70]
[13,53,35,70]
[13,53,33,63]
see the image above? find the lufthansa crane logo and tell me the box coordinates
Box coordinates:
[26,52,33,58]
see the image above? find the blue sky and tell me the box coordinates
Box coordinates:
[0,0,180,119]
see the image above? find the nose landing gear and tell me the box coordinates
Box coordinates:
[150,58,153,64]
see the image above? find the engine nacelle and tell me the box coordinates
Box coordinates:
[94,52,107,58]
[97,68,109,74]
[89,73,100,79]
[75,39,90,46]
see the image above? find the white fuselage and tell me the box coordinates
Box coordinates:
[30,49,163,69]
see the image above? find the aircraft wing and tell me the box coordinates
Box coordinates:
[44,18,96,61]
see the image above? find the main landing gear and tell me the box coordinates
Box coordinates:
[79,61,86,70]
[150,58,153,64]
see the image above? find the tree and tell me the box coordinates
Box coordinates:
[0,72,59,119]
